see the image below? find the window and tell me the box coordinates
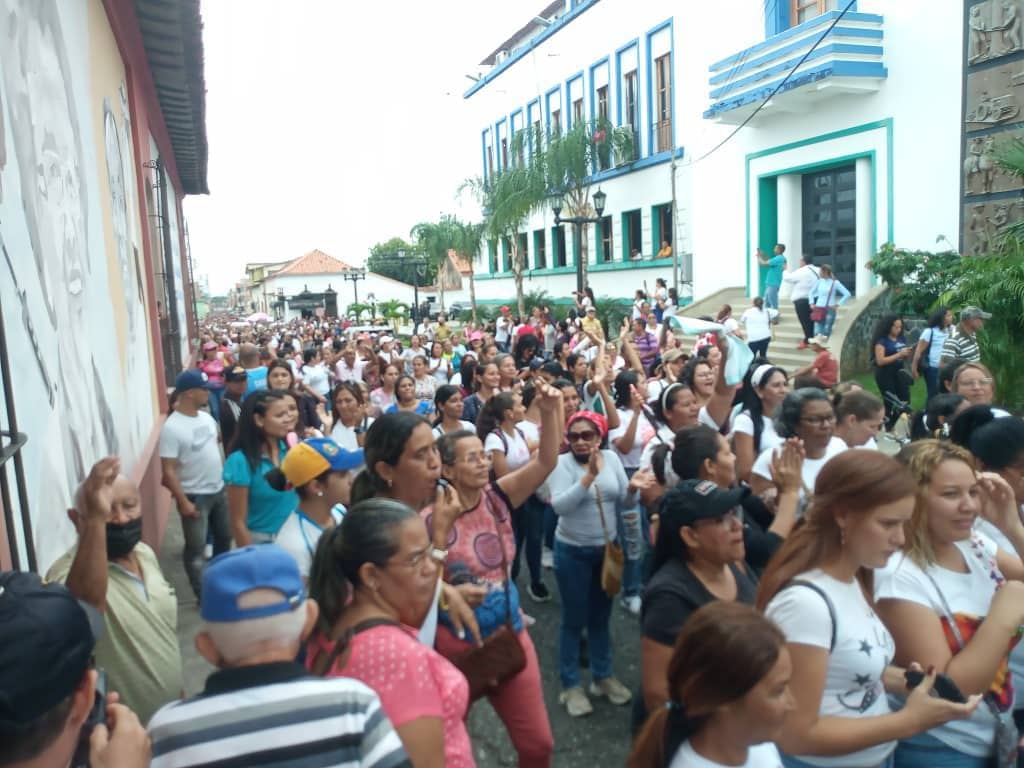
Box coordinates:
[801,165,857,294]
[573,98,584,126]
[517,233,529,270]
[534,229,547,269]
[501,137,509,169]
[653,203,672,255]
[554,226,567,267]
[487,146,494,176]
[624,70,639,160]
[654,53,672,153]
[487,240,498,273]
[501,236,512,272]
[532,119,542,156]
[792,0,837,24]
[597,85,609,122]
[551,108,561,137]
[598,216,614,262]
[623,209,642,260]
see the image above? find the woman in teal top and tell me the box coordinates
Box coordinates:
[224,389,299,544]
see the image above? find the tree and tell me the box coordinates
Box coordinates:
[367,236,431,285]
[463,161,547,318]
[450,217,485,325]
[541,118,613,290]
[377,298,408,335]
[346,302,371,322]
[410,217,459,313]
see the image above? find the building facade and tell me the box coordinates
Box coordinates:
[464,0,962,304]
[0,0,208,572]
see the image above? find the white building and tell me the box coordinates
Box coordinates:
[463,0,962,305]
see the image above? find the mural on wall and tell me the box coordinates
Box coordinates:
[0,0,166,568]
[963,199,1024,255]
[969,0,1023,65]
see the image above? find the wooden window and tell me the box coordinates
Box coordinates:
[487,146,494,176]
[554,226,567,267]
[597,85,609,122]
[535,229,547,269]
[573,98,584,126]
[501,137,509,169]
[599,216,614,262]
[551,108,561,137]
[654,53,672,152]
[791,0,837,25]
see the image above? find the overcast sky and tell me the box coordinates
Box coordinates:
[185,0,532,294]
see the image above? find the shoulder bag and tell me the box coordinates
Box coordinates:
[314,616,403,676]
[922,567,1018,768]
[450,492,527,701]
[595,487,625,598]
[810,281,836,323]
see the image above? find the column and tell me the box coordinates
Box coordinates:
[776,174,803,269]
[855,157,872,296]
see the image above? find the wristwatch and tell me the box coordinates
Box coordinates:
[430,547,449,563]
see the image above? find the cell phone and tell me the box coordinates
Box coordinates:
[904,669,967,703]
[71,669,106,768]
[436,478,450,490]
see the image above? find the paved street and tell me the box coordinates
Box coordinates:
[158,511,642,767]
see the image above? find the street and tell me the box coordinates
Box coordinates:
[159,511,643,767]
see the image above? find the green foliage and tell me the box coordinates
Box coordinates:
[346,302,370,321]
[367,237,432,285]
[592,296,630,340]
[867,243,963,317]
[521,288,551,315]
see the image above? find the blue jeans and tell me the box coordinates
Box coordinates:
[923,367,939,400]
[813,308,837,338]
[764,284,780,309]
[618,501,646,598]
[894,733,992,768]
[207,384,225,421]
[553,539,613,689]
[783,754,894,768]
[511,496,544,587]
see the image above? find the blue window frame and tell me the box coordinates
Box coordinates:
[565,71,584,130]
[766,0,856,37]
[545,85,562,138]
[526,98,541,156]
[645,19,675,157]
[615,39,640,158]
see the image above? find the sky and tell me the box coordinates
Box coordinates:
[185,0,535,294]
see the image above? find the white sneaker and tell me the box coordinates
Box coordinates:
[560,686,593,717]
[620,595,641,615]
[203,543,214,560]
[589,677,632,705]
[542,548,554,569]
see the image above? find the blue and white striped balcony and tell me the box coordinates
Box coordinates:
[704,11,886,125]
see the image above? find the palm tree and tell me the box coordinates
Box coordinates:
[450,217,485,324]
[377,299,408,335]
[410,216,461,313]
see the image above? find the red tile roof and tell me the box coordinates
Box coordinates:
[274,249,356,276]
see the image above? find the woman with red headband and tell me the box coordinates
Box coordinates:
[547,410,656,718]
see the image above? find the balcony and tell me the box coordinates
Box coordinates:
[704,11,886,125]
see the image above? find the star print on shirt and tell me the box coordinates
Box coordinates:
[854,673,871,686]
[859,640,873,656]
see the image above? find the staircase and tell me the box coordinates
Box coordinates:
[669,284,883,375]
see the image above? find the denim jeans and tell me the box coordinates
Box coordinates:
[544,504,557,550]
[893,733,992,768]
[923,367,940,400]
[618,503,646,598]
[181,490,232,597]
[813,308,837,338]
[553,538,613,689]
[511,495,545,587]
[783,755,894,768]
[207,384,225,421]
[764,284,780,309]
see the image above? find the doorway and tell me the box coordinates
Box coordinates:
[802,164,856,294]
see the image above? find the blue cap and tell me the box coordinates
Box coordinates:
[175,369,211,392]
[200,545,306,623]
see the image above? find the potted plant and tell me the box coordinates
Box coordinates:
[612,126,636,166]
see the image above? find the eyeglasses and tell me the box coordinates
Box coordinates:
[960,378,993,388]
[385,547,434,571]
[801,414,836,426]
[567,430,597,442]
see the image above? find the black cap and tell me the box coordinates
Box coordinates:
[224,365,248,383]
[0,571,103,725]
[662,479,748,526]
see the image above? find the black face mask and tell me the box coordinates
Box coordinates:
[106,518,142,559]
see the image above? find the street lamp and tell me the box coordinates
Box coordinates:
[552,187,608,294]
[341,267,366,317]
[397,249,429,326]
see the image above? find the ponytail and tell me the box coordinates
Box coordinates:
[628,701,699,768]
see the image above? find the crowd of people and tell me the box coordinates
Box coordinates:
[4,266,1022,768]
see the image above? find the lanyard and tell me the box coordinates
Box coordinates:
[296,510,328,556]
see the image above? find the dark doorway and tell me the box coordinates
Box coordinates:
[802,164,856,294]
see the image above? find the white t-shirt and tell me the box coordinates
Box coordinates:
[766,569,896,767]
[483,427,531,471]
[495,316,510,343]
[974,515,1024,708]
[301,363,330,396]
[330,418,374,455]
[732,411,783,455]
[274,508,343,579]
[875,533,1013,758]
[610,407,658,470]
[669,741,782,768]
[429,356,450,385]
[158,411,224,494]
[516,420,540,445]
[721,316,740,336]
[741,307,773,342]
[751,437,847,500]
[638,409,720,472]
[432,420,475,439]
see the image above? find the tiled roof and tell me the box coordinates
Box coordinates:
[274,250,356,276]
[448,249,474,275]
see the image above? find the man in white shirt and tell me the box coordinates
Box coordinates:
[782,255,820,348]
[495,305,512,352]
[160,369,232,598]
[334,345,367,383]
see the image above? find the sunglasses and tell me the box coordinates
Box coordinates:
[567,430,598,442]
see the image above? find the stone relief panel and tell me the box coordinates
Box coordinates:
[969,0,1024,64]
[962,199,1024,255]
[965,63,1024,128]
[963,129,1024,194]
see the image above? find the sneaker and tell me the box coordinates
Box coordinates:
[797,341,808,350]
[521,611,536,627]
[620,595,641,615]
[528,582,552,603]
[589,677,633,706]
[203,543,213,559]
[542,548,554,569]
[560,686,593,717]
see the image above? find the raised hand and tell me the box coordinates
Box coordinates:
[977,471,1023,536]
[83,457,120,522]
[770,439,805,496]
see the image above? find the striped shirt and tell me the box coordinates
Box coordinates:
[148,662,410,768]
[940,328,980,364]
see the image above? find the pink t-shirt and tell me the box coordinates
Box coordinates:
[197,358,225,387]
[308,625,475,767]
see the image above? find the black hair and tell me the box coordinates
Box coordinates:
[650,443,673,486]
[651,382,689,426]
[434,384,462,410]
[229,389,291,472]
[477,392,517,440]
[0,693,75,765]
[792,373,826,391]
[753,296,764,310]
[910,393,968,441]
[939,358,968,394]
[670,424,723,482]
[302,347,319,365]
[330,381,364,427]
[738,365,787,454]
[266,359,295,390]
[350,412,428,504]
[515,333,540,362]
[927,305,951,330]
[613,369,642,410]
[680,358,712,393]
[308,499,418,634]
[394,374,416,403]
[520,380,538,409]
[540,361,565,379]
[459,356,478,388]
[776,388,832,439]
[949,404,1000,449]
[872,313,903,344]
[959,411,1024,470]
[566,353,583,374]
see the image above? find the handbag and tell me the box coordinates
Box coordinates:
[810,280,836,323]
[450,493,527,701]
[595,487,624,598]
[922,566,1018,767]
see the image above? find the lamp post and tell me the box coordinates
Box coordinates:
[397,249,429,326]
[552,187,607,294]
[341,267,366,317]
